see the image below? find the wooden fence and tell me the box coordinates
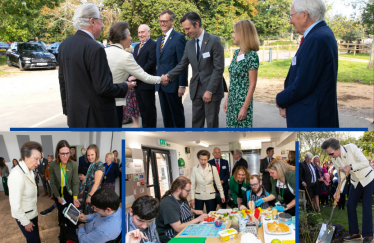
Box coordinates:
[338,43,372,56]
[228,45,299,63]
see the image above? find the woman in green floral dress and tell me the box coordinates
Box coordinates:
[224,20,260,128]
[82,144,105,214]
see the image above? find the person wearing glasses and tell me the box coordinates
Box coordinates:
[156,176,208,243]
[155,10,188,128]
[58,3,134,128]
[239,175,271,210]
[49,140,80,232]
[275,0,339,128]
[321,138,374,242]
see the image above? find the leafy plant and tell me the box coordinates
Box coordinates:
[299,207,324,243]
[333,223,345,238]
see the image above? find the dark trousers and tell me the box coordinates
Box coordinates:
[320,194,328,205]
[192,85,221,128]
[338,193,346,209]
[2,177,8,196]
[158,88,185,128]
[54,187,74,227]
[40,176,51,195]
[16,216,41,243]
[116,106,124,128]
[135,89,157,128]
[195,198,217,214]
[347,179,374,237]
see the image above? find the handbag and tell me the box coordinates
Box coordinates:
[211,166,221,205]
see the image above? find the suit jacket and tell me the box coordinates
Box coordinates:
[79,155,90,169]
[260,157,273,188]
[299,161,320,191]
[332,144,374,192]
[58,30,128,127]
[155,29,188,93]
[38,158,48,175]
[229,175,251,205]
[49,160,79,198]
[168,31,224,101]
[232,157,248,175]
[8,161,38,226]
[208,158,230,192]
[133,39,158,90]
[190,163,224,200]
[276,21,339,128]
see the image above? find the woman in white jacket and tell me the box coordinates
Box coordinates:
[105,22,169,127]
[190,150,225,214]
[9,141,43,243]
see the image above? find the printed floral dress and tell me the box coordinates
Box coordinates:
[124,89,140,119]
[82,161,105,214]
[226,49,259,128]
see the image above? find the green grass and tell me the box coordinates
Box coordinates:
[0,55,6,66]
[255,58,373,85]
[265,40,295,46]
[339,53,370,60]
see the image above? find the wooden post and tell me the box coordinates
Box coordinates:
[346,43,349,54]
[277,44,279,60]
[289,44,291,58]
[262,45,265,63]
[354,44,357,56]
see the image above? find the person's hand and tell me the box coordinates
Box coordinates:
[74,198,80,208]
[178,87,186,97]
[239,205,247,211]
[194,210,203,215]
[77,213,87,221]
[341,165,351,174]
[40,174,44,178]
[333,193,340,202]
[223,99,228,114]
[126,81,136,90]
[237,106,248,121]
[203,91,212,103]
[190,199,195,208]
[24,222,35,232]
[221,180,224,184]
[78,223,85,227]
[119,167,122,172]
[279,107,286,118]
[237,198,242,207]
[160,75,169,86]
[46,177,49,180]
[126,229,148,243]
[86,196,91,204]
[58,197,64,205]
[128,76,136,82]
[302,182,307,188]
[197,214,209,222]
[273,206,285,212]
[255,198,264,207]
[221,198,225,203]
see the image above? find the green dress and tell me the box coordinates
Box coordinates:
[226,49,259,128]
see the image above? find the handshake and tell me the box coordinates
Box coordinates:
[160,74,170,86]
[126,74,170,89]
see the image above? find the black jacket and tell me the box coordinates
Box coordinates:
[260,157,273,192]
[299,160,320,191]
[232,157,248,175]
[133,39,157,90]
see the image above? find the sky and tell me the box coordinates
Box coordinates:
[329,0,362,18]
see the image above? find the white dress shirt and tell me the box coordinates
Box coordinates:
[162,28,174,47]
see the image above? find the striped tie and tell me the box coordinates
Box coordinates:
[160,34,166,52]
[137,43,143,55]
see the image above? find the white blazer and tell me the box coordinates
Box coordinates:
[191,163,224,201]
[332,144,374,192]
[8,161,38,226]
[105,44,161,106]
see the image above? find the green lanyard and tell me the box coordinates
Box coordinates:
[60,163,69,198]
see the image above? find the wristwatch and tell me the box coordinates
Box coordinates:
[284,206,288,211]
[88,193,92,197]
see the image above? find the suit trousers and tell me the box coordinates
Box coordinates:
[347,179,374,237]
[40,176,51,195]
[2,177,8,196]
[192,85,221,128]
[195,198,217,214]
[16,216,41,243]
[158,88,185,128]
[135,89,157,128]
[116,106,124,128]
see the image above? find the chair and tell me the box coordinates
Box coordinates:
[299,189,307,210]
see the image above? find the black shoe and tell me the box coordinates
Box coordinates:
[40,209,52,216]
[344,234,362,241]
[363,237,373,243]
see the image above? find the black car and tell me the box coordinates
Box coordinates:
[47,42,61,63]
[0,42,9,55]
[7,42,57,71]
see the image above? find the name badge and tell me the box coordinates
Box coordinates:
[203,52,210,58]
[222,166,226,169]
[292,56,297,66]
[241,187,247,191]
[237,54,245,62]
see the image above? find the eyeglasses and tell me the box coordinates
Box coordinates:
[289,12,298,19]
[59,152,71,157]
[250,183,260,187]
[183,188,191,193]
[159,19,171,24]
[327,150,335,156]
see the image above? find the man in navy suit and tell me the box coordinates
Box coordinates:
[156,10,188,128]
[208,147,230,208]
[133,24,158,128]
[78,148,89,169]
[276,0,339,128]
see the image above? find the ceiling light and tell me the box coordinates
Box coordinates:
[195,141,209,147]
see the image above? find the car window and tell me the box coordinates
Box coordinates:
[19,44,46,52]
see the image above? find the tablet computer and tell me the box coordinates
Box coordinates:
[63,203,80,225]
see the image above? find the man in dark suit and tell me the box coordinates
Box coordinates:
[276,0,338,128]
[168,12,224,128]
[208,147,230,208]
[259,147,274,193]
[299,152,319,207]
[232,149,248,175]
[78,148,89,169]
[156,10,188,128]
[132,24,158,128]
[58,3,134,127]
[38,155,50,196]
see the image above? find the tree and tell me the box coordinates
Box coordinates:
[355,132,374,158]
[361,0,374,35]
[327,15,363,42]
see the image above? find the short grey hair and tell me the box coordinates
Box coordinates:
[292,0,326,22]
[48,154,54,159]
[312,155,320,164]
[321,138,340,150]
[73,3,100,30]
[305,152,313,159]
[234,149,243,156]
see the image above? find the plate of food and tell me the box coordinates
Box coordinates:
[264,221,292,235]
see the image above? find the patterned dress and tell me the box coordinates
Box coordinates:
[82,161,105,214]
[226,49,259,128]
[124,89,140,119]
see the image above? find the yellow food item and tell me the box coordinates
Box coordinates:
[267,222,290,233]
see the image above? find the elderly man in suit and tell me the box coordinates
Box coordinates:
[299,152,320,208]
[232,149,248,175]
[167,11,224,128]
[276,0,339,128]
[156,10,188,128]
[208,147,230,209]
[38,154,51,197]
[58,3,134,127]
[322,138,374,242]
[259,147,274,194]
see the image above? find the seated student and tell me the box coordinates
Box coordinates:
[156,176,208,243]
[76,188,122,243]
[239,175,270,210]
[78,167,88,209]
[124,195,160,242]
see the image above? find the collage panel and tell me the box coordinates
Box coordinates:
[298,131,374,243]
[124,131,297,243]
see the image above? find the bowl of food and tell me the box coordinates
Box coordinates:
[278,213,292,225]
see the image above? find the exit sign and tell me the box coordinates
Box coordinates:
[157,139,171,147]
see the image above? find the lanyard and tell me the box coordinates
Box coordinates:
[60,163,69,198]
[104,162,113,177]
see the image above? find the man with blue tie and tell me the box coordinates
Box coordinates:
[156,10,188,128]
[208,147,230,209]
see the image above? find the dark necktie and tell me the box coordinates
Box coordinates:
[196,39,201,85]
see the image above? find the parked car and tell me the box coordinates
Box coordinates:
[47,42,61,63]
[27,40,48,50]
[6,42,57,71]
[0,42,10,55]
